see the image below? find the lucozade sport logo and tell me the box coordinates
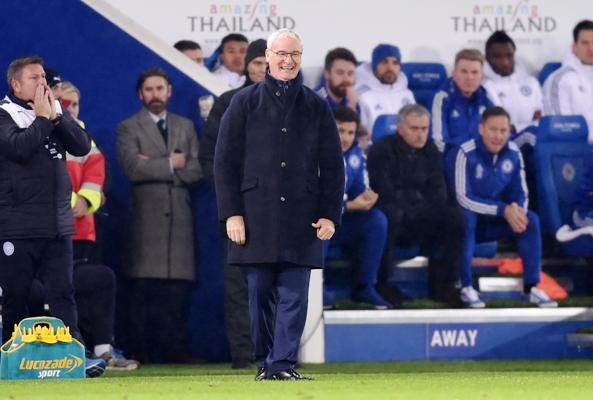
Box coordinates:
[18,354,83,379]
[451,0,557,34]
[187,0,296,34]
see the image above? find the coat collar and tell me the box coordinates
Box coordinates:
[137,107,172,153]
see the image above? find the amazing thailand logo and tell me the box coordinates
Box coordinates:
[451,0,557,34]
[187,0,296,34]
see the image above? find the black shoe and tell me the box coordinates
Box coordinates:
[255,367,266,381]
[269,369,313,381]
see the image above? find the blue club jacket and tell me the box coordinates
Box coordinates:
[451,136,528,217]
[431,78,495,152]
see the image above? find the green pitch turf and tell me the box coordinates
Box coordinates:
[1,360,593,399]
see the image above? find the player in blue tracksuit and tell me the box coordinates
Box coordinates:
[431,49,496,157]
[450,106,557,308]
[573,149,593,227]
[326,107,390,309]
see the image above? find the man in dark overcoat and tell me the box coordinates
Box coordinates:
[214,29,344,380]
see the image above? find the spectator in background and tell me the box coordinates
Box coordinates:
[483,31,543,148]
[327,107,389,309]
[198,38,267,369]
[432,49,496,157]
[450,106,557,308]
[358,44,415,133]
[117,67,202,363]
[316,47,359,112]
[543,19,593,143]
[213,33,249,89]
[367,104,464,307]
[174,40,204,65]
[61,81,83,125]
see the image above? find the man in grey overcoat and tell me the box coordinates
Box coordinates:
[215,29,344,380]
[117,67,202,362]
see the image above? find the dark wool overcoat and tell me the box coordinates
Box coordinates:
[214,72,344,268]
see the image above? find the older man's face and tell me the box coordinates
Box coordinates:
[266,36,302,81]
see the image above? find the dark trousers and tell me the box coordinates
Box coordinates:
[241,264,311,376]
[127,278,191,363]
[224,252,253,364]
[326,208,388,287]
[0,237,80,343]
[28,261,116,350]
[382,203,465,299]
[460,209,541,288]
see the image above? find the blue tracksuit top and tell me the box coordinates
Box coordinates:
[431,78,495,152]
[343,143,368,204]
[574,150,593,214]
[452,136,528,217]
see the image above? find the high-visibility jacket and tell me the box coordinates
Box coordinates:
[66,119,105,242]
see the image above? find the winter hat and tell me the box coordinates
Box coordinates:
[44,67,62,88]
[371,44,401,72]
[245,39,267,68]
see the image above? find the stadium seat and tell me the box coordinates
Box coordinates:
[534,115,593,256]
[538,62,561,86]
[372,114,398,142]
[401,62,447,110]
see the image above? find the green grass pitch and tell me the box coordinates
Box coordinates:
[1,360,593,399]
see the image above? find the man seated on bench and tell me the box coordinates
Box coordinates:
[449,106,558,308]
[326,107,390,309]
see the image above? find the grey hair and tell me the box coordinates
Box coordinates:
[397,104,430,123]
[266,29,302,50]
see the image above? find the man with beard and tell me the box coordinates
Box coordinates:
[117,67,202,363]
[316,47,359,113]
[358,43,415,133]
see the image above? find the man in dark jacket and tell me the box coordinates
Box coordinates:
[367,104,464,306]
[0,56,91,344]
[214,29,344,380]
[199,38,267,369]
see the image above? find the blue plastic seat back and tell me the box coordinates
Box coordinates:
[535,115,590,231]
[538,62,561,86]
[372,114,398,142]
[401,62,448,110]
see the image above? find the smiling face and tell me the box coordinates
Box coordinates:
[265,35,302,81]
[479,114,511,154]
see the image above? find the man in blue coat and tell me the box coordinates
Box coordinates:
[214,29,344,381]
[450,106,557,308]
